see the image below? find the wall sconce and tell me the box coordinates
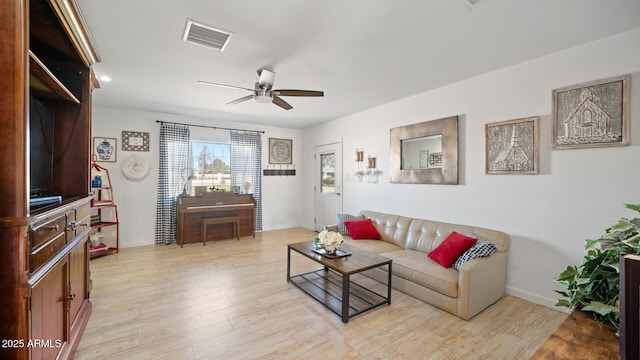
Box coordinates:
[365,155,379,183]
[354,149,380,183]
[355,148,365,181]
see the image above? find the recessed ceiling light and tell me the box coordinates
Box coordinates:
[99,75,112,82]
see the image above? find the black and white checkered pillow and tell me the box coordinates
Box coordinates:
[337,213,365,235]
[452,232,498,270]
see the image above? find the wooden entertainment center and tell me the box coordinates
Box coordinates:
[0,1,100,359]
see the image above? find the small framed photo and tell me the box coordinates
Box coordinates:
[269,138,293,164]
[552,74,630,149]
[485,116,539,175]
[122,131,150,151]
[93,137,117,162]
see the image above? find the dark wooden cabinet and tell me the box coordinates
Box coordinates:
[24,198,92,360]
[0,1,99,359]
[30,258,68,360]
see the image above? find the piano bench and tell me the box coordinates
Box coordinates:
[202,216,240,245]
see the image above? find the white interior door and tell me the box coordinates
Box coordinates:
[314,142,342,231]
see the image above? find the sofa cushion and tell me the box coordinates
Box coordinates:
[381,250,459,298]
[337,213,365,236]
[452,232,498,270]
[344,219,381,240]
[428,232,477,268]
[343,237,401,255]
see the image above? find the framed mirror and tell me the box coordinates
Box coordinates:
[390,115,458,184]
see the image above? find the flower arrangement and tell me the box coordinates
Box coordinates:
[315,227,344,253]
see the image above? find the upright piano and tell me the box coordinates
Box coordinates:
[177,192,256,246]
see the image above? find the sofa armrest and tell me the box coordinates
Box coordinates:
[456,251,508,320]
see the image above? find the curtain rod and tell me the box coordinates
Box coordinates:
[155,120,265,134]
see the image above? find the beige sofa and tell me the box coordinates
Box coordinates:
[340,210,509,320]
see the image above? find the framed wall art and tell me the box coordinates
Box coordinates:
[93,137,117,162]
[122,131,150,151]
[485,116,539,175]
[552,74,630,149]
[268,138,292,164]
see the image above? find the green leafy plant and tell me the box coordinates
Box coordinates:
[555,203,640,335]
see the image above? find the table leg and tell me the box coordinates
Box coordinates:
[387,262,392,305]
[342,274,350,323]
[287,247,291,282]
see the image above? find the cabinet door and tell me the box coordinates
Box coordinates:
[30,259,68,360]
[68,237,88,324]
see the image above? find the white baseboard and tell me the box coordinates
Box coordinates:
[261,223,305,232]
[120,240,155,248]
[505,285,570,313]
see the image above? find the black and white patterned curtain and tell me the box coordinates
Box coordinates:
[155,122,190,244]
[230,131,262,231]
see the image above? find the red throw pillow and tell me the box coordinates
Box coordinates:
[428,232,477,268]
[344,219,381,240]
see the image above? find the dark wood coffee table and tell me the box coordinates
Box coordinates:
[287,241,392,323]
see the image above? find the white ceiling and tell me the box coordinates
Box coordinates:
[76,0,640,129]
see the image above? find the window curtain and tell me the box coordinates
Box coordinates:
[230,131,262,231]
[155,123,190,244]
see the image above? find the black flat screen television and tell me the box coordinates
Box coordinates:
[29,96,58,207]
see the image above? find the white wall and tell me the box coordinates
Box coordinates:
[301,28,640,308]
[91,108,302,248]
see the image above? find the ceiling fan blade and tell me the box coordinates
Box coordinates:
[226,94,253,105]
[256,69,275,90]
[272,95,293,110]
[274,89,324,97]
[198,81,254,92]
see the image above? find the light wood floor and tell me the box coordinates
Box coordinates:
[76,227,567,360]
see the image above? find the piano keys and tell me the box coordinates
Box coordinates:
[177,192,256,246]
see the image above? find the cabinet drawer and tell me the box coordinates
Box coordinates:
[30,232,66,272]
[66,210,76,240]
[67,202,92,238]
[31,215,66,249]
[76,202,90,222]
[76,214,91,233]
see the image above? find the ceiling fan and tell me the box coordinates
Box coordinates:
[198,68,324,110]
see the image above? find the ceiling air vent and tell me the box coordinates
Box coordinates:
[182,19,233,52]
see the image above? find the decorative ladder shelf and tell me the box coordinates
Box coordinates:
[90,161,119,258]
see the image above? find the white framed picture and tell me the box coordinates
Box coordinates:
[93,137,117,162]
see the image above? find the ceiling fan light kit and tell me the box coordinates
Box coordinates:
[198,68,324,110]
[254,92,273,104]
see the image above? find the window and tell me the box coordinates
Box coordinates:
[320,152,335,193]
[190,141,231,194]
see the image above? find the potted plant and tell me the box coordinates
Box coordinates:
[555,203,640,335]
